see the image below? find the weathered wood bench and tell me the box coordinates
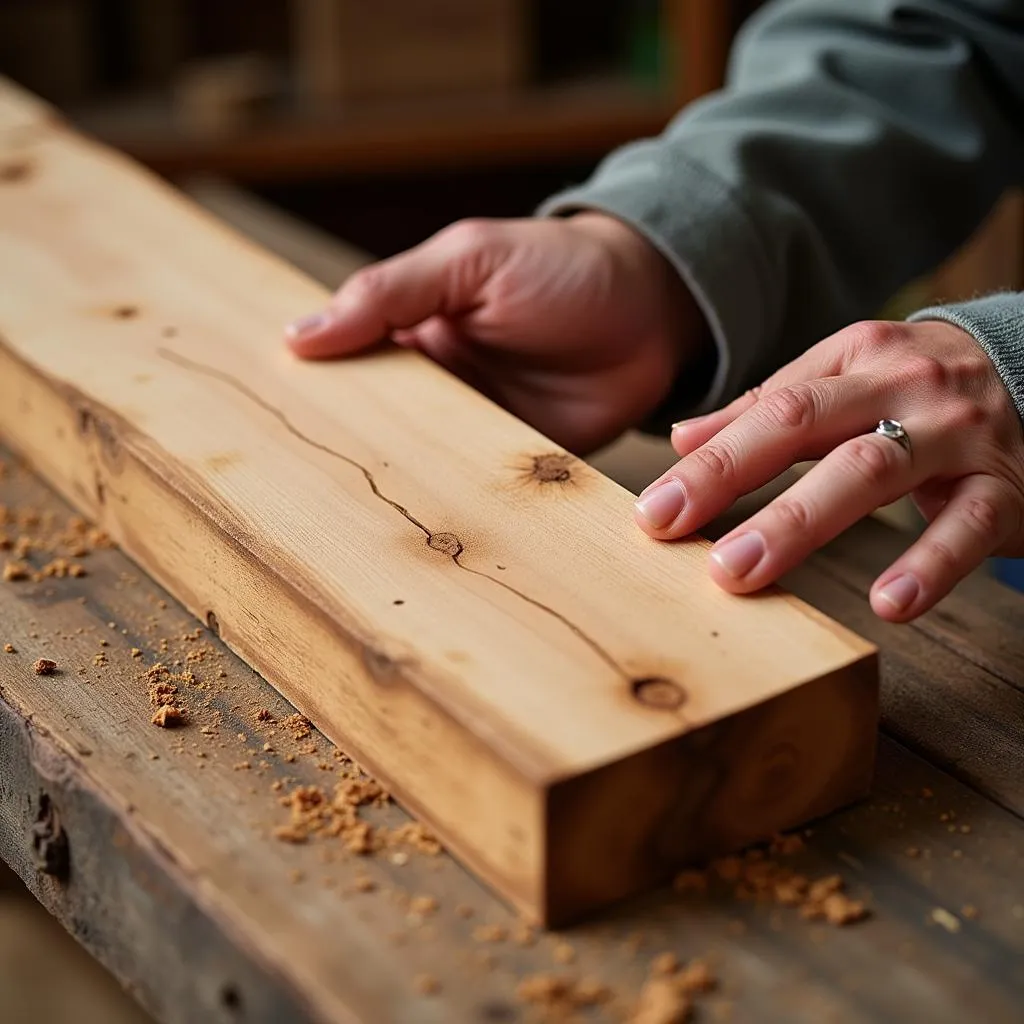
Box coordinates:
[3,449,1024,1022]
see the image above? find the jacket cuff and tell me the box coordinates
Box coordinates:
[536,148,776,427]
[907,292,1024,423]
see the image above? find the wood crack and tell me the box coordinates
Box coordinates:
[156,347,631,682]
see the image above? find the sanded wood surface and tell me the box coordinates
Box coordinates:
[0,77,877,924]
[1,452,1023,1024]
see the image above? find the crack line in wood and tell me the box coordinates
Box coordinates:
[156,347,630,681]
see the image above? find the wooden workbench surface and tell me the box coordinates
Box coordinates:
[1,446,1023,1024]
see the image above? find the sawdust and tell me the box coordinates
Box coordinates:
[33,657,57,675]
[152,705,186,728]
[472,924,507,943]
[3,643,14,653]
[516,974,612,1019]
[672,834,869,926]
[552,942,575,965]
[413,973,440,995]
[625,955,716,1024]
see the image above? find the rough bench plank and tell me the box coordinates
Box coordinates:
[2,452,1023,1024]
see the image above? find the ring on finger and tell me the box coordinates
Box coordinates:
[874,418,912,456]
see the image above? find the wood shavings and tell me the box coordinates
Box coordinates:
[552,942,576,965]
[627,955,716,1023]
[630,976,691,1024]
[152,705,186,728]
[674,844,869,926]
[930,907,961,933]
[512,922,537,947]
[33,657,57,675]
[3,560,29,581]
[517,973,611,1018]
[413,973,440,995]
[409,895,438,916]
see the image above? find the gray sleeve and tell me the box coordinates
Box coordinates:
[538,0,1024,422]
[908,292,1024,420]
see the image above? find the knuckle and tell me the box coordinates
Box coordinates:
[840,436,900,487]
[901,354,948,391]
[947,399,988,431]
[771,498,816,533]
[346,265,389,305]
[920,537,961,575]
[758,384,818,431]
[849,319,905,354]
[957,495,1002,538]
[439,218,496,252]
[691,443,740,484]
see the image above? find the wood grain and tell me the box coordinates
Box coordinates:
[0,77,877,924]
[2,456,1024,1024]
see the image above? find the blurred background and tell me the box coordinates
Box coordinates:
[0,2,1023,1020]
[0,0,761,257]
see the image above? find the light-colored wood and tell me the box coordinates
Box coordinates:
[0,78,877,924]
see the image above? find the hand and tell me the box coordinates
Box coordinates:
[284,214,706,454]
[634,319,1024,621]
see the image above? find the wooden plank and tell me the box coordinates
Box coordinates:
[2,454,1024,1024]
[0,78,877,925]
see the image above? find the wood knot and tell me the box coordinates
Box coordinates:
[531,453,572,483]
[31,794,69,880]
[0,159,33,183]
[112,304,140,319]
[631,677,687,711]
[427,532,463,557]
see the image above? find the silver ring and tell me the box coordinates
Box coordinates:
[874,418,912,455]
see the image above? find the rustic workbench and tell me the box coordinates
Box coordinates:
[1,443,1023,1023]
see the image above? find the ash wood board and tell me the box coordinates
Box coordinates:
[1,453,1023,1024]
[0,77,877,924]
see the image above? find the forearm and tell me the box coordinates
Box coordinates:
[540,0,1024,418]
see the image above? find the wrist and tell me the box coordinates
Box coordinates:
[568,210,714,420]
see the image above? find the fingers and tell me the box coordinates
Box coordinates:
[670,330,851,457]
[284,220,505,359]
[669,393,757,457]
[870,475,1014,621]
[635,374,888,538]
[704,429,925,592]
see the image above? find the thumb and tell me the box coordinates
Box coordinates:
[284,220,504,359]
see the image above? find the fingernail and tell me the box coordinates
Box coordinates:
[876,573,919,613]
[671,414,706,431]
[710,532,765,578]
[285,312,329,340]
[635,479,686,529]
